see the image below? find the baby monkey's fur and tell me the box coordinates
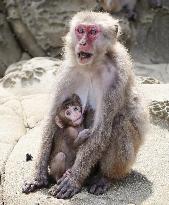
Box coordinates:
[49,94,90,182]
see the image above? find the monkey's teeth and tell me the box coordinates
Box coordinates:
[78,52,93,59]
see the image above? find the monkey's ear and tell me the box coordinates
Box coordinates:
[72,94,81,105]
[113,22,121,40]
[62,36,66,42]
[55,116,64,128]
[63,32,71,44]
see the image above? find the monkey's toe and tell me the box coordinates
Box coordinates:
[88,176,111,195]
[54,175,81,199]
[48,184,58,196]
[22,182,37,194]
[22,177,49,194]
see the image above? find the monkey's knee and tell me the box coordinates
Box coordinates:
[100,140,136,179]
[49,152,66,181]
[100,119,142,179]
[100,154,134,179]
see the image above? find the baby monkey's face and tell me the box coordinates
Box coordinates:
[65,105,83,126]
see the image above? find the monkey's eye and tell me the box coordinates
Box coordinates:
[65,110,71,116]
[74,106,79,111]
[77,27,84,34]
[90,28,97,35]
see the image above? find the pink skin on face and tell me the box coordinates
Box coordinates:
[75,24,101,64]
[65,106,83,126]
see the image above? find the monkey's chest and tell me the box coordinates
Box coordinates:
[75,78,99,110]
[75,71,112,110]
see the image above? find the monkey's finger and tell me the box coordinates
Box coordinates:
[102,184,109,193]
[59,187,79,199]
[58,177,69,188]
[70,187,80,198]
[89,184,97,194]
[57,179,69,192]
[48,184,58,196]
[61,189,73,199]
[57,187,73,199]
[56,186,69,199]
[94,186,104,195]
[22,183,36,193]
[57,184,68,195]
[57,175,67,185]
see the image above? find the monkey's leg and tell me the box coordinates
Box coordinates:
[48,152,67,196]
[88,118,142,195]
[49,152,66,182]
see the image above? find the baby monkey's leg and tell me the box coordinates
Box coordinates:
[49,152,66,182]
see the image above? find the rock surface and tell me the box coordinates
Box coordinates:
[0,0,168,78]
[0,2,21,77]
[4,0,97,58]
[0,58,169,204]
[135,63,169,83]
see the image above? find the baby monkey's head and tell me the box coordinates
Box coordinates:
[55,94,83,128]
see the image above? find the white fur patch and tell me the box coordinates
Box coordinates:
[75,64,116,112]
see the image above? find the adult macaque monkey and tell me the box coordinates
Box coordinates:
[22,11,148,199]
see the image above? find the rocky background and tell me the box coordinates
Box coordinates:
[0,0,169,77]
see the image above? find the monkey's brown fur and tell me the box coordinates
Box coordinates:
[56,94,82,127]
[49,94,90,182]
[22,11,148,198]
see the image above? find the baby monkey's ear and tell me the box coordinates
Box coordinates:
[72,94,81,106]
[55,116,64,128]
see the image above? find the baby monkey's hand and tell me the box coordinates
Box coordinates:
[74,129,90,147]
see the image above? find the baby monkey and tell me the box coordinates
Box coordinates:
[49,94,89,183]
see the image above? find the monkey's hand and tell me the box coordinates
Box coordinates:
[51,169,81,199]
[22,175,48,194]
[74,129,90,147]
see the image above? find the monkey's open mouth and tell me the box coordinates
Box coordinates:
[78,52,93,59]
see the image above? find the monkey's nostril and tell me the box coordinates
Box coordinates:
[80,42,86,46]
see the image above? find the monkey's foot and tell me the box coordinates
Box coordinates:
[51,171,81,199]
[22,176,48,194]
[48,184,58,196]
[88,176,111,195]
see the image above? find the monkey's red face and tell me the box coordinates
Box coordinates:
[65,105,83,126]
[75,24,101,65]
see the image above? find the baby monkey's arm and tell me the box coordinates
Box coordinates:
[74,129,90,147]
[64,127,79,140]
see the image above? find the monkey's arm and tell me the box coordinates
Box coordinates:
[22,69,77,193]
[74,129,90,147]
[71,72,127,180]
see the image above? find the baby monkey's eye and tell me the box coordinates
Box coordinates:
[74,106,79,111]
[66,110,71,116]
